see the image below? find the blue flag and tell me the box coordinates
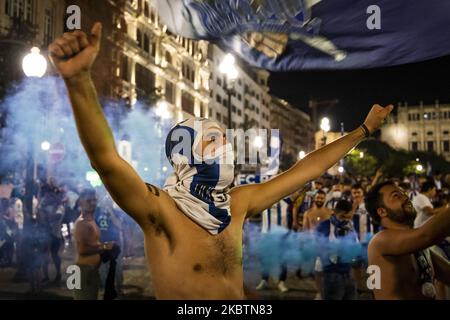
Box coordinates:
[151,0,450,70]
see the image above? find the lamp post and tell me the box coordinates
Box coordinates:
[155,99,172,184]
[320,117,330,147]
[22,47,47,219]
[219,54,238,130]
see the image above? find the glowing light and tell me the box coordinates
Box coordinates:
[253,136,264,149]
[41,141,51,151]
[22,47,47,78]
[299,151,306,159]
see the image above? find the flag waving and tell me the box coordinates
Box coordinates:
[151,0,450,70]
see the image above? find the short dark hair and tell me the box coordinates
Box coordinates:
[365,181,396,225]
[351,183,363,191]
[334,199,352,213]
[316,189,326,196]
[421,178,436,193]
[79,188,97,199]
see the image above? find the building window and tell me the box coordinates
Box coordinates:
[216,113,222,121]
[411,142,418,151]
[165,51,172,65]
[216,95,221,104]
[144,1,150,18]
[165,81,175,104]
[144,34,150,53]
[181,92,194,115]
[237,109,242,116]
[412,132,417,136]
[182,62,194,83]
[408,114,412,121]
[427,141,434,152]
[135,63,155,101]
[43,8,53,47]
[237,94,242,101]
[121,54,129,81]
[427,131,433,136]
[137,29,142,47]
[444,141,450,152]
[444,131,449,135]
[6,0,33,22]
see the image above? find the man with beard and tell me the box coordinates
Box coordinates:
[316,200,359,300]
[365,181,450,299]
[303,190,332,231]
[303,190,332,299]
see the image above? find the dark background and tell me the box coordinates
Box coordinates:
[269,54,450,131]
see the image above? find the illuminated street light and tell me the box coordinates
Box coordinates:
[155,100,172,119]
[254,135,264,149]
[338,166,344,173]
[219,53,239,129]
[320,117,331,133]
[41,141,51,151]
[360,151,364,159]
[299,150,306,159]
[416,164,424,172]
[219,54,239,81]
[22,47,47,78]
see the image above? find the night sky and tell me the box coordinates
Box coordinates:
[269,54,450,131]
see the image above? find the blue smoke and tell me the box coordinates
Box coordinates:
[0,76,172,187]
[244,223,367,276]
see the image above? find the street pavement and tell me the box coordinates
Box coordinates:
[0,241,371,300]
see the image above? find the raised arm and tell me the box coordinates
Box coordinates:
[48,23,159,227]
[371,206,450,256]
[238,104,393,217]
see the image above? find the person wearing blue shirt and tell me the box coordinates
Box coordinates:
[315,199,359,300]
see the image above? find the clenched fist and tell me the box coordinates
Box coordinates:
[48,23,102,80]
[363,104,394,134]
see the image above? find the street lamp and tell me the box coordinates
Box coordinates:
[299,150,306,160]
[154,99,172,184]
[219,53,238,130]
[22,46,47,220]
[22,47,47,78]
[320,117,330,146]
[41,141,51,151]
[338,166,345,174]
[155,100,171,120]
[416,164,424,172]
[360,151,364,159]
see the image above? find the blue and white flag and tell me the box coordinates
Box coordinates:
[151,0,450,70]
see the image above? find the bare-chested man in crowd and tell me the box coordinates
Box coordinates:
[365,181,450,299]
[73,188,114,300]
[48,23,392,299]
[303,190,332,231]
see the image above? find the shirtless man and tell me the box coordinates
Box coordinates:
[365,181,450,299]
[73,188,114,300]
[48,23,392,299]
[303,190,332,231]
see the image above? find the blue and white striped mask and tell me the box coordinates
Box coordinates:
[163,118,234,234]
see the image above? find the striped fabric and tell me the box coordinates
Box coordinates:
[261,198,292,233]
[164,118,235,235]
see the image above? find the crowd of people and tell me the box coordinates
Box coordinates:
[1,168,450,300]
[0,174,141,297]
[254,169,450,300]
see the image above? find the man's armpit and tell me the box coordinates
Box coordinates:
[145,183,160,197]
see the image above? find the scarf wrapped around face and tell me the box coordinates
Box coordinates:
[163,118,234,235]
